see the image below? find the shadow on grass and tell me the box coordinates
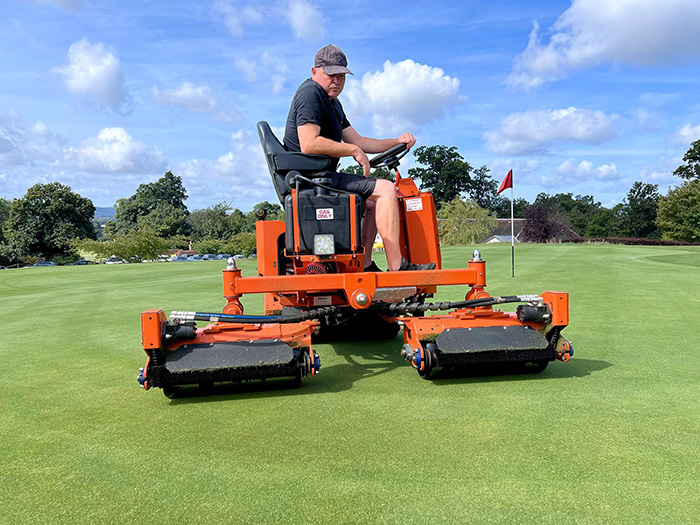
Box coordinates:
[167,336,405,405]
[165,342,611,403]
[426,358,613,386]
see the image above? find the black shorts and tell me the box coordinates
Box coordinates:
[328,171,377,199]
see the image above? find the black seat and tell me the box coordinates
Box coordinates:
[257,121,332,204]
[257,121,363,258]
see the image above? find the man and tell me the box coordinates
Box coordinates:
[284,44,435,272]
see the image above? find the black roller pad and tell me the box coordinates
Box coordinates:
[436,325,548,354]
[165,339,295,372]
[432,325,554,367]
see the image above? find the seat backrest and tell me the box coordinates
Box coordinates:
[257,121,334,204]
[257,121,289,204]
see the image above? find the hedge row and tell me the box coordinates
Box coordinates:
[570,237,699,246]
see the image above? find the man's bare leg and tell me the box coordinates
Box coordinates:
[361,199,378,269]
[368,179,402,270]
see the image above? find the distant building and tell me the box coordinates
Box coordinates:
[171,249,197,257]
[483,219,525,244]
[481,218,581,243]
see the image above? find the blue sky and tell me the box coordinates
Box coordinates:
[2,0,700,212]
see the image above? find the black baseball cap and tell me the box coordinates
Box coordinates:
[314,44,353,75]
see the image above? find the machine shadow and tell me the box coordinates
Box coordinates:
[166,348,608,404]
[167,336,406,405]
[427,357,613,386]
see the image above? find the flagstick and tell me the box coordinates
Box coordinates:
[510,185,514,278]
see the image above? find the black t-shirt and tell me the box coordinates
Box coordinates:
[284,78,351,171]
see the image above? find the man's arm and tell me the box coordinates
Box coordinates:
[298,123,372,176]
[342,126,416,154]
[298,123,417,178]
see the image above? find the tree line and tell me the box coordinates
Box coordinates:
[0,171,283,265]
[1,140,699,265]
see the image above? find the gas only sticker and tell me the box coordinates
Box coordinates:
[316,208,334,220]
[405,198,423,212]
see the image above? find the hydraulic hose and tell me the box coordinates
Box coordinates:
[371,294,542,315]
[169,295,541,325]
[169,306,341,324]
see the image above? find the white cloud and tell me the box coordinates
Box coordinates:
[629,108,660,133]
[508,0,700,89]
[151,81,241,122]
[175,129,276,209]
[639,155,681,187]
[488,158,543,192]
[31,0,82,11]
[234,51,288,94]
[53,39,130,112]
[0,113,167,203]
[490,158,542,178]
[1,113,165,175]
[62,128,166,173]
[211,0,264,36]
[287,0,326,43]
[0,113,63,167]
[671,123,700,146]
[484,107,617,156]
[212,0,326,43]
[555,158,621,182]
[639,92,680,108]
[343,59,461,136]
[152,82,216,113]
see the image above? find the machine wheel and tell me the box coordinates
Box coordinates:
[315,311,399,341]
[417,343,436,380]
[163,385,181,398]
[520,360,549,374]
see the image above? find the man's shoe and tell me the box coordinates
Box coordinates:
[398,257,436,271]
[364,261,383,272]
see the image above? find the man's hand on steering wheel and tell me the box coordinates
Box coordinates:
[397,132,416,150]
[353,132,416,174]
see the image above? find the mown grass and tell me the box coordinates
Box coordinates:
[1,243,698,524]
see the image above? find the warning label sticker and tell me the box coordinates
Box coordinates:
[405,198,423,212]
[316,208,334,220]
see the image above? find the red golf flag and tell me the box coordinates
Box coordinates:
[497,170,513,195]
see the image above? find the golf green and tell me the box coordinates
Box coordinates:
[1,243,698,523]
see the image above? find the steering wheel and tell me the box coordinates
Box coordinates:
[369,143,409,169]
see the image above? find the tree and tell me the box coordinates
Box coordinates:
[188,202,234,241]
[409,145,473,208]
[243,201,284,232]
[673,140,700,181]
[585,205,626,238]
[229,232,257,256]
[136,202,189,238]
[491,197,529,219]
[111,171,189,237]
[468,165,499,210]
[656,180,700,242]
[75,228,170,262]
[252,201,284,220]
[228,208,248,236]
[0,198,10,244]
[623,182,660,238]
[193,233,257,256]
[437,198,496,245]
[342,164,395,181]
[522,204,569,243]
[4,183,95,259]
[0,199,13,265]
[534,193,603,236]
